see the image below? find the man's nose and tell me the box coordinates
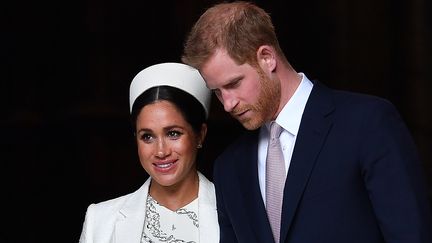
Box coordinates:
[220,91,237,112]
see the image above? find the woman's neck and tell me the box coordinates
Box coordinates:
[149,172,199,211]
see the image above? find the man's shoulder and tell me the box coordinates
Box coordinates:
[313,82,397,112]
[214,129,259,165]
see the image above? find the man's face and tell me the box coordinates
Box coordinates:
[200,48,280,130]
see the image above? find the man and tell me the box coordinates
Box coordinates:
[182,1,432,243]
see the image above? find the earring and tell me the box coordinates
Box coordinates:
[197,144,202,149]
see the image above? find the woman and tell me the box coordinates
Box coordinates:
[79,62,219,243]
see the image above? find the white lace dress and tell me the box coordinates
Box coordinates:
[141,194,199,243]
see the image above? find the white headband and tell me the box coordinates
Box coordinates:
[129,62,211,118]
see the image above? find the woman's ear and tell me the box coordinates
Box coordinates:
[198,123,208,147]
[256,45,277,73]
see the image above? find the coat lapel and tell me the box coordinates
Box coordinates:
[197,172,220,243]
[114,178,150,243]
[280,82,334,243]
[114,173,219,243]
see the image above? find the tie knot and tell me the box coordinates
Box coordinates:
[269,122,283,139]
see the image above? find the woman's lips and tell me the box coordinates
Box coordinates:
[153,160,177,172]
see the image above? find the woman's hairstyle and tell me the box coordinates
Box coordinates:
[131,85,206,134]
[182,1,285,69]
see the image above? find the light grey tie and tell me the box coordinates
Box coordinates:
[266,122,286,243]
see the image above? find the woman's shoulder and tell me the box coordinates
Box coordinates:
[84,191,135,221]
[86,178,151,216]
[197,172,216,207]
[198,172,214,189]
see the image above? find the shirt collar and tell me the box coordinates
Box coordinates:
[266,73,313,136]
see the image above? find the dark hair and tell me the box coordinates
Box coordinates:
[130,85,206,134]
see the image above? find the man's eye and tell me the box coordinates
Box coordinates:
[228,79,240,88]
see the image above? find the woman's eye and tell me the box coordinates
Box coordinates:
[140,133,153,142]
[167,130,182,139]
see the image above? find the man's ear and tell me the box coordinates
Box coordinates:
[256,45,277,73]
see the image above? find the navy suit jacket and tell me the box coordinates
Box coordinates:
[213,81,432,243]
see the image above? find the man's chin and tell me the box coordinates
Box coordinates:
[239,118,263,131]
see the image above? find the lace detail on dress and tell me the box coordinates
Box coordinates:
[141,195,199,243]
[176,208,199,228]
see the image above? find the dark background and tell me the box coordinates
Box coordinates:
[3,0,431,242]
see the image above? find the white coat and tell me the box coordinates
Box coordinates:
[79,172,219,243]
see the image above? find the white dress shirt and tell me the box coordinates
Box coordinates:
[258,73,313,204]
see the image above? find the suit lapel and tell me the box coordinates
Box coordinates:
[237,131,275,242]
[280,82,334,242]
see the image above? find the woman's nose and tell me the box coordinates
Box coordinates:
[156,138,169,157]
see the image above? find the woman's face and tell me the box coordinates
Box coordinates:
[135,100,205,189]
